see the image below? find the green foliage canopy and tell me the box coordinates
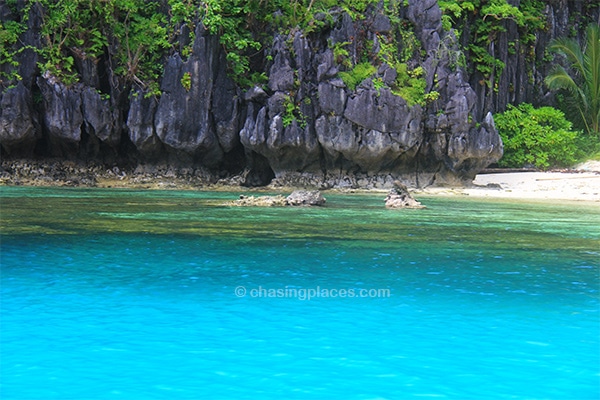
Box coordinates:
[495,103,580,169]
[0,18,26,86]
[16,0,183,93]
[9,0,391,91]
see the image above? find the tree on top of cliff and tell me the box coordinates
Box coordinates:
[545,23,600,137]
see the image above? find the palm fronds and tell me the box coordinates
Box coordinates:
[545,24,600,136]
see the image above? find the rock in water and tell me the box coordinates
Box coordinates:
[226,195,287,207]
[285,190,326,206]
[225,191,326,207]
[385,181,425,209]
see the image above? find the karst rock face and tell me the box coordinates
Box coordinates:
[1,0,593,187]
[236,0,503,187]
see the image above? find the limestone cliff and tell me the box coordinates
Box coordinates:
[0,1,597,188]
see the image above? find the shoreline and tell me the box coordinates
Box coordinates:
[1,159,599,203]
[414,170,600,203]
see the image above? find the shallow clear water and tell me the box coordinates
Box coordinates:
[1,186,599,399]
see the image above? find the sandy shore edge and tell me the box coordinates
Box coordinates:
[1,160,599,203]
[414,169,600,203]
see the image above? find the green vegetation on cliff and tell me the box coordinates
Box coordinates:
[438,0,545,90]
[339,63,377,91]
[0,12,25,86]
[1,0,387,91]
[3,0,434,100]
[5,0,180,94]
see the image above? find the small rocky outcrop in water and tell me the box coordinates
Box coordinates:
[226,194,287,207]
[385,181,425,209]
[226,190,326,207]
[285,190,327,206]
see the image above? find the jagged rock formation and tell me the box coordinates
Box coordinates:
[1,1,596,188]
[385,181,425,209]
[0,82,38,154]
[286,190,327,206]
[236,1,502,187]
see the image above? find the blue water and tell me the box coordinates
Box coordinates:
[1,187,599,399]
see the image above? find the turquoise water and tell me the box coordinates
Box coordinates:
[1,187,599,399]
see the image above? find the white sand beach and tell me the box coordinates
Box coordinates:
[420,161,600,202]
[470,171,600,201]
